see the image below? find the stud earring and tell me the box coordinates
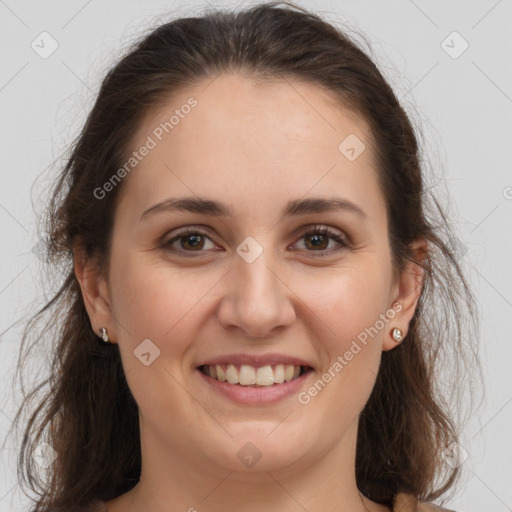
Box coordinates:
[99,327,110,343]
[391,328,403,343]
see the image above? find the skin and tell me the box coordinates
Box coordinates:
[75,72,424,512]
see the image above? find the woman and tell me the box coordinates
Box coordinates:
[12,2,480,511]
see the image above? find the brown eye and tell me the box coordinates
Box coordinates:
[162,228,216,255]
[178,233,206,251]
[304,232,329,250]
[161,224,349,258]
[293,225,349,257]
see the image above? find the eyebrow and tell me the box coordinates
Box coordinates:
[139,196,367,221]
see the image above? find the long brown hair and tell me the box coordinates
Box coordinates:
[9,2,481,510]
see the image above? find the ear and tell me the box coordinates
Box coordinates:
[382,238,427,352]
[73,243,117,343]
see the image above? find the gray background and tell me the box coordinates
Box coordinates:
[0,0,511,510]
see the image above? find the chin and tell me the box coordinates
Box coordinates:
[201,428,315,476]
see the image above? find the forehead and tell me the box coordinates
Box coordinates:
[116,72,383,221]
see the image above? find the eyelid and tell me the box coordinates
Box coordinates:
[160,223,350,257]
[292,224,350,256]
[160,225,220,252]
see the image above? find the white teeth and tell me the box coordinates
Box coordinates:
[256,365,274,386]
[239,365,256,385]
[274,364,285,384]
[226,364,239,384]
[203,363,306,386]
[216,364,226,382]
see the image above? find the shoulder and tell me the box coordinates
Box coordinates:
[393,492,457,512]
[43,502,107,512]
[418,502,456,512]
[81,500,107,512]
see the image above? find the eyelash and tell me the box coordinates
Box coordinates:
[160,224,350,258]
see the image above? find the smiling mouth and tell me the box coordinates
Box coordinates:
[198,364,312,387]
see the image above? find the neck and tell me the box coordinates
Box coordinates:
[108,417,389,512]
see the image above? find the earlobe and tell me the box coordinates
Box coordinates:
[73,244,116,342]
[382,239,427,352]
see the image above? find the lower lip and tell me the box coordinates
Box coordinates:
[197,369,313,405]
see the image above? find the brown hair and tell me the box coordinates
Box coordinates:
[10,2,481,510]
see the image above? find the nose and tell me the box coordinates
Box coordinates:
[216,248,296,339]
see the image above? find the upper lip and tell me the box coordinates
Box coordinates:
[197,353,314,369]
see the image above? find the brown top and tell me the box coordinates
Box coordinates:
[88,493,456,511]
[395,493,455,511]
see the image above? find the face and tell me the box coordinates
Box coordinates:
[79,72,420,480]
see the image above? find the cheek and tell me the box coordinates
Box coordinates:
[292,265,393,433]
[294,263,393,355]
[107,254,211,417]
[108,252,218,352]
